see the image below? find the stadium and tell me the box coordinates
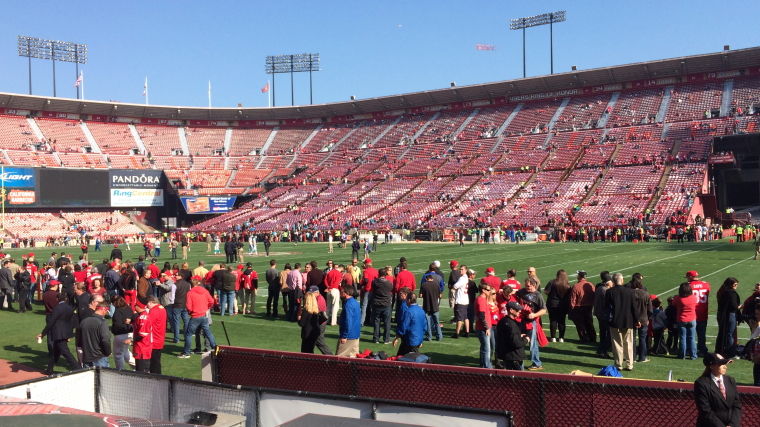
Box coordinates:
[1,4,760,426]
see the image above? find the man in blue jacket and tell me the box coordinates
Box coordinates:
[336,284,361,357]
[394,292,428,356]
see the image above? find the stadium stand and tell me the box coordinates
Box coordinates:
[87,122,139,155]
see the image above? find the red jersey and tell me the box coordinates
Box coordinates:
[394,270,416,293]
[25,264,39,283]
[496,292,518,319]
[231,270,243,291]
[690,280,710,322]
[132,311,153,359]
[86,273,102,287]
[243,270,258,290]
[502,278,521,292]
[474,295,491,331]
[74,271,87,283]
[148,305,167,350]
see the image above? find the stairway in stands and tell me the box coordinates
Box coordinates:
[578,142,625,205]
[643,137,683,212]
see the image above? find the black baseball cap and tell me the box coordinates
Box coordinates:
[703,352,732,367]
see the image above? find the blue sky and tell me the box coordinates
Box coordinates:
[1,0,759,109]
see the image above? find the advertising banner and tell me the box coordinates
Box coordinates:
[181,196,236,214]
[111,189,164,207]
[0,167,36,207]
[110,170,164,189]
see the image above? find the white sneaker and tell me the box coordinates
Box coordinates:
[558,338,564,343]
[549,338,556,343]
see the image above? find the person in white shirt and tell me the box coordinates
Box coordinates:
[452,265,471,339]
[214,236,220,254]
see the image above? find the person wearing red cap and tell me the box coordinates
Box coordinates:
[687,270,711,356]
[480,267,501,292]
[124,300,152,372]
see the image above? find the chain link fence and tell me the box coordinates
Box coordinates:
[215,346,760,427]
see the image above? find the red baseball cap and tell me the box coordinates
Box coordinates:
[110,262,118,267]
[114,245,118,248]
[450,260,458,266]
[485,267,495,274]
[237,264,243,270]
[28,253,34,257]
[364,258,372,264]
[49,280,60,286]
[685,270,698,278]
[191,275,202,281]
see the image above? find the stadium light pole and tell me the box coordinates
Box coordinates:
[510,11,566,77]
[266,53,320,107]
[17,36,87,98]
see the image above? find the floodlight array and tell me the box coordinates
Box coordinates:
[265,53,320,74]
[510,11,566,30]
[17,36,87,64]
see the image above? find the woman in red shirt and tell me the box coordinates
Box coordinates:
[674,282,698,360]
[73,263,87,283]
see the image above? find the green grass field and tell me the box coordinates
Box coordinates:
[0,239,757,385]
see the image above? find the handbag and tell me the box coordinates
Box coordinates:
[318,311,329,324]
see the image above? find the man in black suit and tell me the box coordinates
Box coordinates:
[224,238,236,264]
[37,293,80,375]
[110,245,123,262]
[694,352,742,427]
[604,272,639,372]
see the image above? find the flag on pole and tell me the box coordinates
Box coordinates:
[143,78,147,96]
[74,72,82,87]
[476,44,497,51]
[261,82,269,93]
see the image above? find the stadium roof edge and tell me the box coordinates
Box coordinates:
[1,46,759,122]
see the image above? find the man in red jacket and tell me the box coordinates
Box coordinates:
[178,276,217,358]
[124,300,152,372]
[146,296,167,374]
[324,265,343,326]
[480,267,501,290]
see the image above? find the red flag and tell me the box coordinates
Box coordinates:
[476,44,497,51]
[261,82,269,93]
[74,72,82,87]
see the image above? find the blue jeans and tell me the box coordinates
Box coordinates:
[372,305,392,343]
[678,320,697,359]
[529,321,541,367]
[489,326,496,361]
[361,292,373,326]
[476,329,492,368]
[83,357,110,368]
[425,311,442,341]
[635,326,647,362]
[696,320,708,355]
[219,290,236,316]
[165,305,174,332]
[155,247,161,257]
[183,316,216,355]
[172,308,189,342]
